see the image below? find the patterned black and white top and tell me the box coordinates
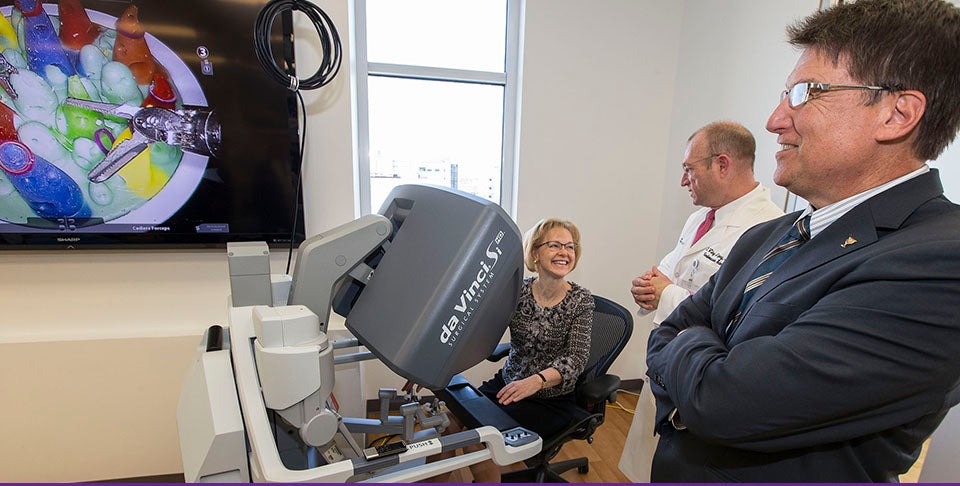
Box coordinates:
[501,276,594,398]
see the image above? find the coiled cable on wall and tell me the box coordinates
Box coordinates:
[253,0,342,272]
[254,0,342,91]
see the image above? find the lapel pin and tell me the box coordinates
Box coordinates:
[841,236,857,248]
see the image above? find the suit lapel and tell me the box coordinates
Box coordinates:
[746,204,879,307]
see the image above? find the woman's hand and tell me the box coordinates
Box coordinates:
[496,375,542,405]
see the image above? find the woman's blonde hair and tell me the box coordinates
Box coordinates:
[522,218,582,272]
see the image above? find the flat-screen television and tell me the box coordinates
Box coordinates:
[0,0,304,249]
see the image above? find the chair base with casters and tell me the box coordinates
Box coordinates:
[498,373,622,482]
[504,457,589,482]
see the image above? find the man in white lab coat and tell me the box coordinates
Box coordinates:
[619,120,783,481]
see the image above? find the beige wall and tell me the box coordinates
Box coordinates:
[0,336,199,480]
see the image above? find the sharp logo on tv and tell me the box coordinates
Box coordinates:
[441,229,505,346]
[0,0,303,249]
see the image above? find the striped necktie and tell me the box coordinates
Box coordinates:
[725,215,811,337]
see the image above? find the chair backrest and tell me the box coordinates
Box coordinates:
[578,294,633,386]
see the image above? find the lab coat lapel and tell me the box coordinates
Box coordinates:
[683,213,741,257]
[683,230,713,257]
[680,211,715,257]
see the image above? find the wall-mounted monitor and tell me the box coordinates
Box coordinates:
[0,0,303,249]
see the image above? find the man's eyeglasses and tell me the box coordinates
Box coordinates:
[682,154,719,176]
[538,241,577,252]
[781,82,889,108]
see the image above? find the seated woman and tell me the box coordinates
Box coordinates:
[411,218,594,482]
[479,217,594,439]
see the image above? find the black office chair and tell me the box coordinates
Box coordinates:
[492,294,634,482]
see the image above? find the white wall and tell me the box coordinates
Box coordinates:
[930,139,960,203]
[7,0,954,481]
[656,0,819,258]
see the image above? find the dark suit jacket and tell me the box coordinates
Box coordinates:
[646,170,960,482]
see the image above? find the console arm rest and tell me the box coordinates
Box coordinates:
[487,342,511,362]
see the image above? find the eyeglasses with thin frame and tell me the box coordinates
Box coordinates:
[781,82,889,108]
[538,241,577,252]
[682,154,719,176]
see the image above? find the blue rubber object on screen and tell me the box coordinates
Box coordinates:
[0,141,90,219]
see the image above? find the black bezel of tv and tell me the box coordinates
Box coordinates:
[0,0,304,250]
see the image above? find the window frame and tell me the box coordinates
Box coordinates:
[353,0,523,216]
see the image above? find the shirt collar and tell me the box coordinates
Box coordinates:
[799,165,929,238]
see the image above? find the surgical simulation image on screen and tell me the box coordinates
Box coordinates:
[0,0,219,230]
[0,0,302,248]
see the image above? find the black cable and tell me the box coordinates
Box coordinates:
[367,433,400,448]
[254,0,342,91]
[286,90,306,275]
[253,0,342,273]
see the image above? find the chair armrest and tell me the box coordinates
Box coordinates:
[486,342,511,362]
[578,374,621,405]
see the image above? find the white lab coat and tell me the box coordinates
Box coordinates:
[618,183,783,482]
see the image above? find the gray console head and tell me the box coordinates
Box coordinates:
[344,184,523,389]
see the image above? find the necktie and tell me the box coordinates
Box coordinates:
[725,215,811,337]
[692,209,716,244]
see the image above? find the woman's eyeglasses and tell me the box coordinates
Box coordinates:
[538,241,577,252]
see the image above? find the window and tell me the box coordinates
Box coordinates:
[355,0,522,215]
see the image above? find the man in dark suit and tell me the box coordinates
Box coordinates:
[645,0,960,481]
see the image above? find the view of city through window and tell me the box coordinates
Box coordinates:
[366,77,504,209]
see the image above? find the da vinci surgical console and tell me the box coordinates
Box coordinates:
[176,185,542,482]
